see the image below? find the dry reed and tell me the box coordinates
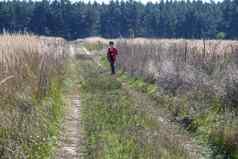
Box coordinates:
[117,38,238,98]
[116,38,238,157]
[0,33,66,158]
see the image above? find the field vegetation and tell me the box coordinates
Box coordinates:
[2,33,238,159]
[0,33,67,158]
[76,57,197,159]
[116,38,238,158]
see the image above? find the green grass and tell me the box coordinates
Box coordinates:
[23,80,65,159]
[77,59,188,159]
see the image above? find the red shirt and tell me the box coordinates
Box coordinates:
[107,47,118,63]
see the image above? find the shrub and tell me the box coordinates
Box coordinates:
[216,32,226,39]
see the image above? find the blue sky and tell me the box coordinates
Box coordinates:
[80,0,222,4]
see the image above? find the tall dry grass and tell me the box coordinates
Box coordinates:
[117,38,238,100]
[116,38,238,158]
[0,33,66,158]
[0,34,66,97]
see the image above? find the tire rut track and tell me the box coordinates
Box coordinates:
[55,96,82,159]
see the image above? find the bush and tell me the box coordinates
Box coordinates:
[216,32,226,39]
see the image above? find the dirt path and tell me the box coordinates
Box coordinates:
[54,44,206,159]
[55,96,82,159]
[54,44,103,159]
[55,44,84,159]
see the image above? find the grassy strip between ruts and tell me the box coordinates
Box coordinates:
[78,58,188,159]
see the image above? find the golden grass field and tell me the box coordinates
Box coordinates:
[83,36,238,55]
[0,33,66,158]
[0,34,66,96]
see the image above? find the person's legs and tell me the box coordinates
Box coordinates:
[112,63,115,74]
[110,62,115,75]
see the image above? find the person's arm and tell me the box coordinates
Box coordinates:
[107,48,111,62]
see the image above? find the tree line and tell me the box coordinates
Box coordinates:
[0,0,237,40]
